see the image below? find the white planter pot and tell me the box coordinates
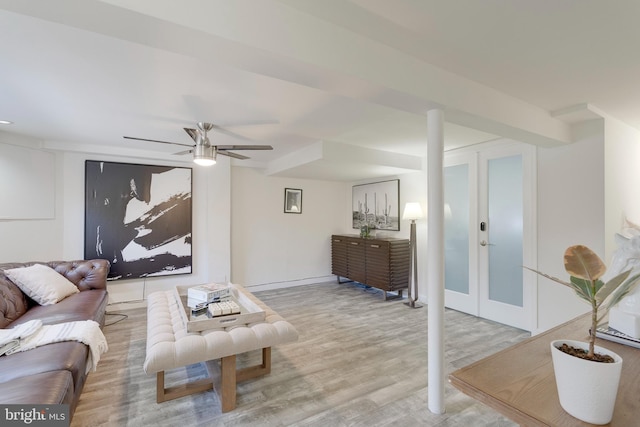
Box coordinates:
[550,339,623,425]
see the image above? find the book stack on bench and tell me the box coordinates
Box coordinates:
[187,283,231,315]
[207,300,241,317]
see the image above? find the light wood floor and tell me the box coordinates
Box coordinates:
[72,281,530,426]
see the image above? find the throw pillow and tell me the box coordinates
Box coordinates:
[4,264,79,305]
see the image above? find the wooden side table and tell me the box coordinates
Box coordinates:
[449,313,640,426]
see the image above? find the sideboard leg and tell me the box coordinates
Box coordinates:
[383,290,404,301]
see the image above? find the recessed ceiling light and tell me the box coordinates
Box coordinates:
[0,120,13,125]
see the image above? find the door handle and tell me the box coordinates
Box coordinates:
[480,240,495,246]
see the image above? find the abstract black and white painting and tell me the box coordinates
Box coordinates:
[352,179,400,231]
[84,160,192,280]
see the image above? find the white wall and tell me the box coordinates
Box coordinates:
[0,139,231,309]
[536,119,605,332]
[535,118,640,332]
[604,116,640,259]
[231,167,347,290]
[0,141,55,220]
[0,133,63,261]
[229,168,428,293]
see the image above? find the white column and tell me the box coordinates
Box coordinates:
[427,108,445,414]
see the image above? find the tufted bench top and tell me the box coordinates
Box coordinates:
[143,284,298,374]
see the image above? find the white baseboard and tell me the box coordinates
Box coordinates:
[106,300,147,312]
[105,276,337,309]
[243,275,336,292]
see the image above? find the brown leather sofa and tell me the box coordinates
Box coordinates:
[0,259,109,418]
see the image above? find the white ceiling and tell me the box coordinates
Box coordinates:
[1,0,639,180]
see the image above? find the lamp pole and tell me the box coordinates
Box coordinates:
[403,202,423,309]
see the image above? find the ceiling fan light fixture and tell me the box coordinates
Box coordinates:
[193,145,217,166]
[193,157,216,166]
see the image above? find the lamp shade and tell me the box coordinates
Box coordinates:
[402,202,424,220]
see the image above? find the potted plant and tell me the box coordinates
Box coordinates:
[527,245,640,425]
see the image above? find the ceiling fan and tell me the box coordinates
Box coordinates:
[124,122,273,166]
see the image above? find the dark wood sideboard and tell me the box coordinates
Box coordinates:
[331,234,410,300]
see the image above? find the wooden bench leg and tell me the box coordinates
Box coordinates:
[156,371,213,403]
[219,355,237,412]
[156,347,273,412]
[207,355,239,412]
[237,347,271,381]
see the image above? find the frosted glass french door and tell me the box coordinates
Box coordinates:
[444,152,478,315]
[444,142,536,331]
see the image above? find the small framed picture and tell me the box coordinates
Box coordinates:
[284,188,302,214]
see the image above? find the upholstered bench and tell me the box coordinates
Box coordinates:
[143,284,298,412]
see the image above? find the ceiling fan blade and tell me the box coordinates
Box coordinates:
[123,136,192,147]
[173,149,193,155]
[183,128,198,142]
[216,145,273,151]
[217,150,250,160]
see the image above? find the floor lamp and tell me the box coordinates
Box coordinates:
[403,202,424,308]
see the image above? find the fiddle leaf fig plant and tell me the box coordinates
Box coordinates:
[526,245,640,360]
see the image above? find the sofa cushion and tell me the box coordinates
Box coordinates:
[0,276,29,328]
[9,289,108,328]
[45,260,109,292]
[0,370,74,405]
[4,264,79,305]
[0,342,90,416]
[0,341,88,389]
